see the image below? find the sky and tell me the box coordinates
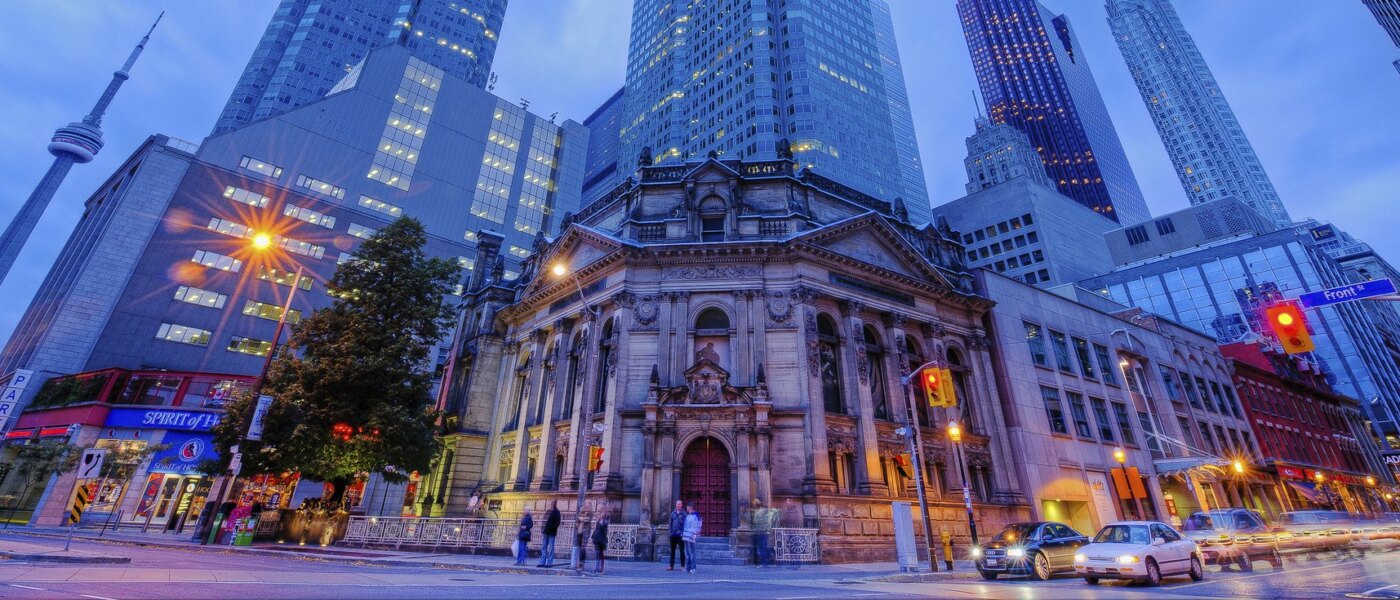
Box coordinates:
[0,0,1397,346]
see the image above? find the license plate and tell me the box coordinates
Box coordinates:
[987,559,1001,567]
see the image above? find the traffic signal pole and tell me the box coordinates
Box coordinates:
[901,361,944,572]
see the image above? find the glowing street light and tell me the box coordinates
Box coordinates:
[1233,460,1245,475]
[252,232,272,250]
[1112,447,1127,465]
[946,421,977,546]
[947,421,962,443]
[1367,475,1377,487]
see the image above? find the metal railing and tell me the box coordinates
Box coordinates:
[342,516,643,558]
[773,527,820,563]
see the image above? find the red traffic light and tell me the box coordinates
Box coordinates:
[588,445,605,472]
[1264,302,1315,355]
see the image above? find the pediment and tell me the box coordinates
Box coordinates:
[792,213,961,292]
[815,229,918,278]
[522,225,625,297]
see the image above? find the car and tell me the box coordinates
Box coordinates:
[1074,521,1203,586]
[1276,510,1361,553]
[1180,508,1282,571]
[973,521,1090,581]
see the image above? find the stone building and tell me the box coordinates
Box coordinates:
[437,149,1031,562]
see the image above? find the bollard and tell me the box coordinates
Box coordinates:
[941,531,954,571]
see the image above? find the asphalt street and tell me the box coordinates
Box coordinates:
[3,534,1400,599]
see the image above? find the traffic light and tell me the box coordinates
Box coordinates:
[588,445,605,472]
[894,452,914,478]
[920,367,958,408]
[1265,302,1315,354]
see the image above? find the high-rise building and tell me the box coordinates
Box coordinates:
[580,87,624,205]
[963,116,1055,194]
[212,0,506,135]
[1364,0,1400,75]
[0,45,585,426]
[0,15,161,287]
[958,0,1150,225]
[618,0,933,223]
[1106,0,1291,227]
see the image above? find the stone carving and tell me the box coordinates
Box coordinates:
[631,294,660,331]
[806,311,821,373]
[926,321,947,338]
[967,332,991,352]
[662,264,763,280]
[695,342,721,365]
[606,323,620,376]
[828,437,856,455]
[853,337,870,385]
[791,285,817,305]
[765,291,795,328]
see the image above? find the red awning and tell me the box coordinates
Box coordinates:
[5,429,33,439]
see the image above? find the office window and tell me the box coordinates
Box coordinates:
[207,217,253,238]
[1155,217,1176,236]
[242,300,301,324]
[1091,398,1115,441]
[1049,330,1074,375]
[1025,322,1048,367]
[224,185,270,208]
[1139,411,1164,456]
[257,265,312,290]
[156,323,211,347]
[1113,402,1136,446]
[1125,225,1150,245]
[1095,344,1117,385]
[295,174,346,199]
[173,286,226,309]
[284,205,336,229]
[277,236,326,259]
[1074,338,1096,379]
[1041,386,1068,435]
[358,195,403,218]
[191,250,242,273]
[239,155,283,179]
[227,336,273,357]
[1068,392,1093,438]
[347,223,377,240]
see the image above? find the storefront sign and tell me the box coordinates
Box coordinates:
[0,368,36,433]
[1383,452,1400,466]
[105,407,222,432]
[149,433,220,474]
[1278,465,1306,480]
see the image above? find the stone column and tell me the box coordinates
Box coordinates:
[564,313,601,492]
[884,313,911,425]
[796,289,836,494]
[967,328,1025,498]
[532,324,569,491]
[597,295,634,492]
[483,339,523,488]
[658,292,676,386]
[671,292,692,383]
[733,290,752,383]
[842,300,886,496]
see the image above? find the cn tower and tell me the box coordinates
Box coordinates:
[0,12,163,285]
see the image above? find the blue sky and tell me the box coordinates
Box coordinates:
[0,1,1397,345]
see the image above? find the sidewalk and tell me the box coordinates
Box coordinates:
[0,535,131,564]
[1,526,981,581]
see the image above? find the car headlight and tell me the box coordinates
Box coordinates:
[1006,548,1024,558]
[1116,555,1139,564]
[971,547,981,558]
[1074,553,1087,563]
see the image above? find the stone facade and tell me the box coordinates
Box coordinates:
[438,152,1031,562]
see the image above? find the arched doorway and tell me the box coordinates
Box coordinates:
[681,437,731,536]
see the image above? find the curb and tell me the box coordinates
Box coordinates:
[0,550,131,564]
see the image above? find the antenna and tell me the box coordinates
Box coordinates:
[971,89,983,118]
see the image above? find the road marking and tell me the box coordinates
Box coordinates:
[776,596,817,599]
[80,595,118,600]
[1169,559,1352,589]
[10,584,46,590]
[1364,584,1399,595]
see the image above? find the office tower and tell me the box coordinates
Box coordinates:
[618,0,933,223]
[871,0,932,223]
[958,0,1150,225]
[580,87,624,205]
[0,45,585,424]
[1364,0,1400,74]
[212,0,506,135]
[963,116,1054,194]
[0,16,161,286]
[1106,0,1292,227]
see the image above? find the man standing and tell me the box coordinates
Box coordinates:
[513,508,533,566]
[667,500,687,570]
[751,499,777,567]
[683,503,702,574]
[538,501,561,567]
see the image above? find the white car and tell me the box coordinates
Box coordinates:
[1074,521,1203,586]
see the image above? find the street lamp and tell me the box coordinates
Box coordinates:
[898,361,944,572]
[1113,446,1146,520]
[947,421,978,546]
[1233,460,1245,475]
[552,262,599,571]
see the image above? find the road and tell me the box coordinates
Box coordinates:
[3,534,1399,599]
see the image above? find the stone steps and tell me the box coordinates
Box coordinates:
[663,535,751,566]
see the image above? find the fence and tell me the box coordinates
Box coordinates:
[342,516,642,558]
[773,527,820,563]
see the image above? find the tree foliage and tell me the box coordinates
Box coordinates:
[2,443,82,516]
[213,218,458,500]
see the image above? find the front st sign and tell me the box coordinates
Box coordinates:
[1298,278,1396,308]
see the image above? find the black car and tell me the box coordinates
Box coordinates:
[975,521,1091,581]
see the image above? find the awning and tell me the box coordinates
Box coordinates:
[1286,481,1325,504]
[1152,457,1226,478]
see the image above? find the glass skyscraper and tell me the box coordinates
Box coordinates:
[618,0,933,224]
[1364,0,1400,74]
[1106,0,1292,227]
[213,0,506,135]
[958,0,1149,225]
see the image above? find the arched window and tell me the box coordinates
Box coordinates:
[694,307,731,368]
[531,343,555,426]
[905,337,929,427]
[948,347,975,433]
[817,315,844,414]
[864,325,890,420]
[695,308,730,331]
[506,353,530,431]
[560,332,584,419]
[595,318,615,412]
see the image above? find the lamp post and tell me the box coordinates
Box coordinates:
[1113,446,1146,520]
[948,421,978,546]
[195,232,304,543]
[896,363,940,571]
[552,263,599,572]
[1313,471,1335,510]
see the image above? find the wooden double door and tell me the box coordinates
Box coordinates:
[680,437,731,537]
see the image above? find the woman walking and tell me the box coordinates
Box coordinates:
[591,514,610,574]
[682,503,702,574]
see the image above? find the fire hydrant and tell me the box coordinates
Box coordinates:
[940,531,954,571]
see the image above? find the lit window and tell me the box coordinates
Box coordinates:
[192,250,242,273]
[347,223,377,240]
[257,265,312,290]
[508,245,530,258]
[239,156,283,179]
[242,299,301,324]
[284,205,336,229]
[295,174,345,200]
[358,195,403,218]
[207,217,253,238]
[224,186,270,208]
[174,285,227,309]
[156,322,212,347]
[227,336,273,357]
[457,256,475,270]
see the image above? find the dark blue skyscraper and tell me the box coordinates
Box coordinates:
[958,0,1149,225]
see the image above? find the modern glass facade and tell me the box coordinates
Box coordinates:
[580,88,624,205]
[1106,0,1291,227]
[1363,0,1400,74]
[957,0,1149,225]
[213,0,505,135]
[619,0,932,223]
[1081,228,1400,442]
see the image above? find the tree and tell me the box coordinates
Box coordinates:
[1,443,81,525]
[213,217,458,504]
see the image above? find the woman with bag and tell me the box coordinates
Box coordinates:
[513,508,533,566]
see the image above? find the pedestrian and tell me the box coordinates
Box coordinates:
[539,501,561,567]
[592,513,610,574]
[513,508,533,566]
[751,499,776,567]
[667,500,687,571]
[683,503,702,574]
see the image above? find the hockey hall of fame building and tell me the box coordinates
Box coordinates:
[437,147,1031,562]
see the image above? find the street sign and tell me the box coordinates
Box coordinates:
[77,448,107,480]
[228,452,243,476]
[0,368,36,433]
[1298,279,1397,308]
[246,395,273,441]
[69,484,92,524]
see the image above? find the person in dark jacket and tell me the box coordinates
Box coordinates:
[538,501,562,567]
[592,514,610,574]
[667,500,687,570]
[514,508,533,566]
